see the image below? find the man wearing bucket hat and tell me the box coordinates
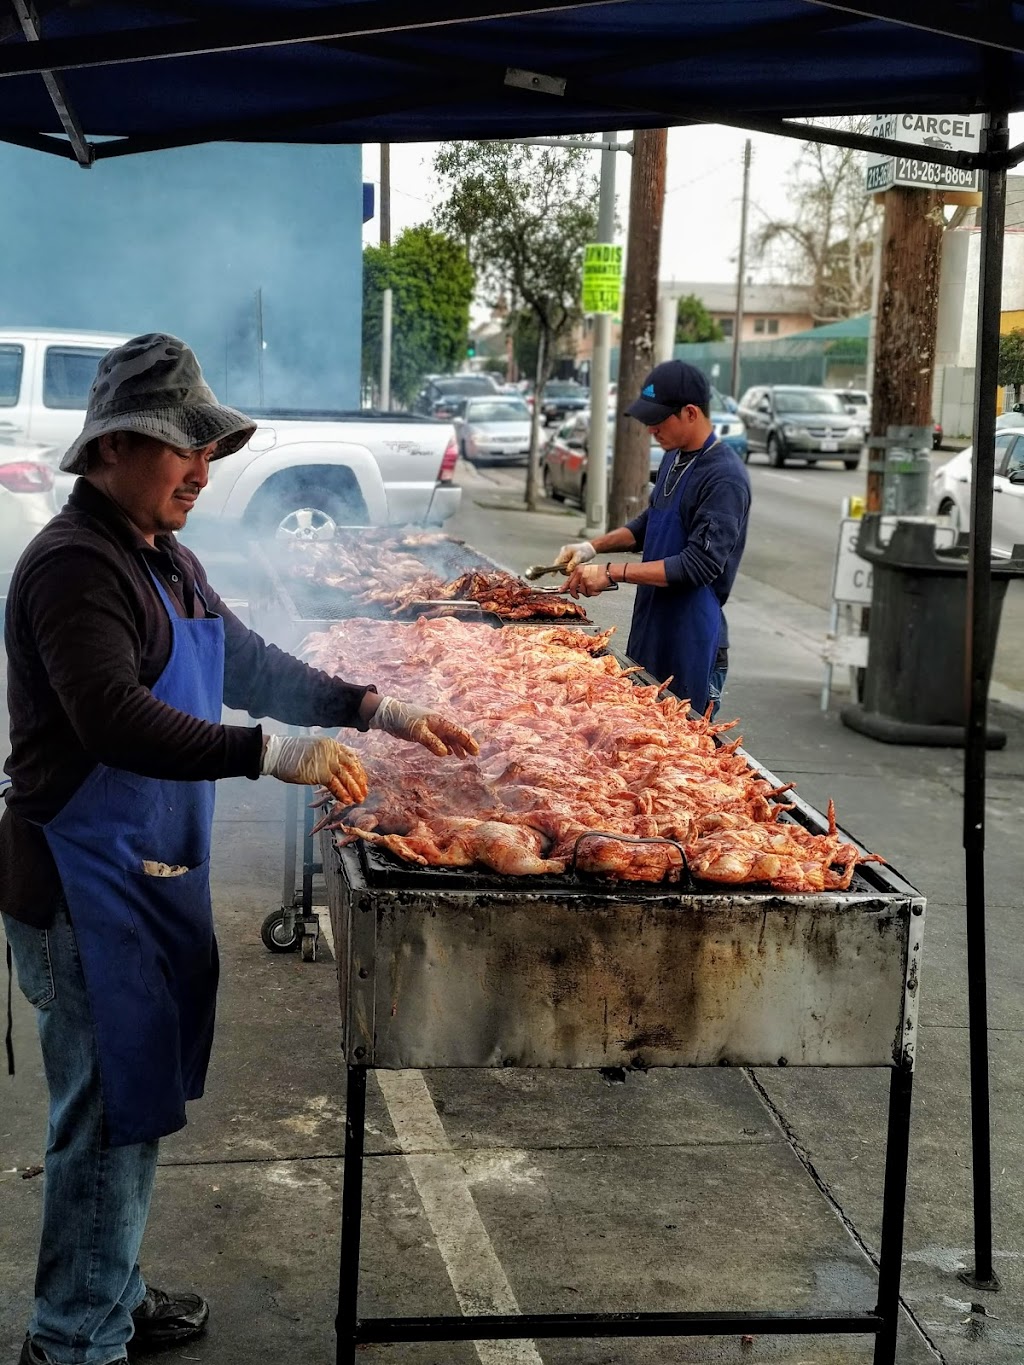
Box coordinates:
[554,360,751,716]
[0,334,478,1365]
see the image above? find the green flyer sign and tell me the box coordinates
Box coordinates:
[582,243,623,314]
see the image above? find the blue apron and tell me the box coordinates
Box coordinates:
[627,436,723,713]
[43,569,224,1148]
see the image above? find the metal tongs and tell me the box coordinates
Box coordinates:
[523,563,568,581]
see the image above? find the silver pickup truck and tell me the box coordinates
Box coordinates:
[0,328,462,544]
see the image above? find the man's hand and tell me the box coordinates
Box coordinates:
[554,540,596,573]
[369,697,480,759]
[566,563,616,598]
[261,735,369,806]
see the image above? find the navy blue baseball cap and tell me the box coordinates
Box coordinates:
[626,360,711,425]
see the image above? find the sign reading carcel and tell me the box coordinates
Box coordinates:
[864,113,981,194]
[582,243,623,314]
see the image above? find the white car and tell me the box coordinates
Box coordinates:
[0,443,61,597]
[930,429,1024,556]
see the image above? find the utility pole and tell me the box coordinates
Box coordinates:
[731,140,752,399]
[380,143,392,411]
[583,134,619,538]
[866,185,944,510]
[609,128,668,530]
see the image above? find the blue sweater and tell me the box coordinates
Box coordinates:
[625,439,751,648]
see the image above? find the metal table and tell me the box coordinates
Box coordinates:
[322,798,924,1365]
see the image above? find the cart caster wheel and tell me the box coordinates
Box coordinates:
[261,910,300,953]
[301,933,318,963]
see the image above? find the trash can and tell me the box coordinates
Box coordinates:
[840,515,1024,748]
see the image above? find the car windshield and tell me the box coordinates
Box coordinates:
[774,389,847,415]
[545,383,586,397]
[436,377,495,396]
[841,392,869,407]
[466,401,531,422]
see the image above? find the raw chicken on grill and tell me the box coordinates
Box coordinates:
[278,533,586,621]
[303,617,882,890]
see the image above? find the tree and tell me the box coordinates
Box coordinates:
[751,119,883,324]
[433,140,599,508]
[999,329,1024,407]
[675,293,724,344]
[361,225,474,408]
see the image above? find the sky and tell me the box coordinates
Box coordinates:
[362,125,798,293]
[362,115,1024,315]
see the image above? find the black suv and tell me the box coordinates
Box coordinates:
[737,384,866,469]
[413,373,500,420]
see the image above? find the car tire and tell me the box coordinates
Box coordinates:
[578,474,587,510]
[843,458,860,471]
[246,474,365,542]
[768,434,786,468]
[938,498,961,532]
[542,465,564,502]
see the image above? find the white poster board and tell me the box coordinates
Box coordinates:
[832,518,873,605]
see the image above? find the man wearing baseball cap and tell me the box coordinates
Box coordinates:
[1,334,478,1365]
[555,359,751,715]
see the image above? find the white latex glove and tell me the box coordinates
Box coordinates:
[261,735,369,806]
[554,540,596,572]
[369,697,479,759]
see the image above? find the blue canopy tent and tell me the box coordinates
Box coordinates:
[1,3,1022,1361]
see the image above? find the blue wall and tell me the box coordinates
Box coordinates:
[0,141,362,410]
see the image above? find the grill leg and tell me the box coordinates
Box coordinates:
[873,1065,913,1365]
[336,1065,367,1365]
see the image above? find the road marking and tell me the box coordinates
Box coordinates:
[376,1069,544,1365]
[316,908,335,958]
[758,471,803,484]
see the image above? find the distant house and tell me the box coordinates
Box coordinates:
[657,280,815,343]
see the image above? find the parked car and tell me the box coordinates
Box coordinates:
[709,386,748,461]
[738,384,865,469]
[542,411,613,504]
[458,396,532,464]
[836,388,871,421]
[0,443,61,600]
[930,430,1024,555]
[2,328,464,539]
[412,373,500,420]
[538,380,589,426]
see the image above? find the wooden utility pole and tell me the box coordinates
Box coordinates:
[867,185,945,510]
[609,128,668,529]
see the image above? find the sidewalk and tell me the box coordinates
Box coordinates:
[3,476,1023,1364]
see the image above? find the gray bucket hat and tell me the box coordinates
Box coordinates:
[60,332,257,474]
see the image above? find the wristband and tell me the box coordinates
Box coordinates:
[622,563,629,585]
[604,563,615,588]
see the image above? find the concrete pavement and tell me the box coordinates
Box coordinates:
[3,461,1024,1364]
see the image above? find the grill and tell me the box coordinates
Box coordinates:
[250,535,925,1363]
[248,538,589,651]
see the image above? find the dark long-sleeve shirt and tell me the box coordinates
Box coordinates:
[625,440,751,652]
[1,479,375,926]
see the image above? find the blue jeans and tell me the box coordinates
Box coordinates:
[3,906,158,1365]
[707,665,728,719]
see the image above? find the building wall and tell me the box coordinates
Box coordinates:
[710,310,815,342]
[934,228,1024,433]
[0,141,363,410]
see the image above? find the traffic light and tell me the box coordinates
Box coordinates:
[466,341,476,358]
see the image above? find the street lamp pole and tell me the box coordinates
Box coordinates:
[584,136,620,537]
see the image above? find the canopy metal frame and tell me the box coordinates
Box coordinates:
[0,0,1016,1311]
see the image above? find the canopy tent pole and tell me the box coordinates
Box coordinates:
[960,109,1008,1295]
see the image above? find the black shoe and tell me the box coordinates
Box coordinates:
[19,1338,126,1365]
[129,1286,209,1350]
